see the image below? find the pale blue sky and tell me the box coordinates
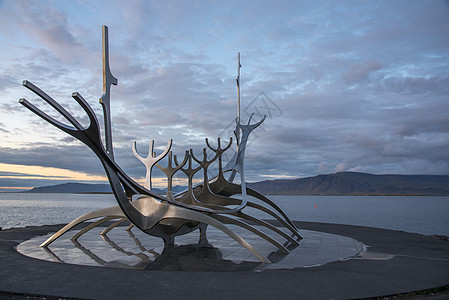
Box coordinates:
[1,0,448,191]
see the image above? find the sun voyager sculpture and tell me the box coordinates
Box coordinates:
[19,26,302,264]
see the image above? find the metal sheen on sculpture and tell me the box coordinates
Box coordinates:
[19,25,302,263]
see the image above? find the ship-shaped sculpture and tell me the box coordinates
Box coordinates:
[19,26,302,263]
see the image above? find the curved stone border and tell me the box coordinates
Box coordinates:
[0,221,448,299]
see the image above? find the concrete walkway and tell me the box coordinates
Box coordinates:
[0,221,448,299]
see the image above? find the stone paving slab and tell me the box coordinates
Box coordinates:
[0,221,448,299]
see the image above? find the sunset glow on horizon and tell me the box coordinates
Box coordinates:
[0,163,108,191]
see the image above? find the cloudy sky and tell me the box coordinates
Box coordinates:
[0,0,448,192]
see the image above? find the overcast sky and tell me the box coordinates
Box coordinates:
[0,0,448,192]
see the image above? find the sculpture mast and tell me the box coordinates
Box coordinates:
[99,25,118,159]
[228,53,266,183]
[235,52,241,145]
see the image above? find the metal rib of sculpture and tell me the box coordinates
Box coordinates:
[19,26,302,263]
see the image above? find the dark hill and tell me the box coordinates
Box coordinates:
[25,182,184,195]
[26,183,113,193]
[247,172,449,195]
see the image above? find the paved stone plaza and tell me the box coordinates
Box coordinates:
[1,221,449,299]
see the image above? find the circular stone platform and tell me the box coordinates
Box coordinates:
[1,221,449,299]
[17,225,363,271]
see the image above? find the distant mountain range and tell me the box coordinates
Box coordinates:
[26,183,113,194]
[25,172,449,196]
[247,172,449,196]
[25,182,184,195]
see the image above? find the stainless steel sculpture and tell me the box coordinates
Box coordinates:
[19,26,301,263]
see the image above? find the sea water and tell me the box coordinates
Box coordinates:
[0,193,448,236]
[0,193,116,229]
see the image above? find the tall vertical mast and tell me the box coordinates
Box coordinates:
[99,25,118,159]
[236,52,241,126]
[228,53,242,182]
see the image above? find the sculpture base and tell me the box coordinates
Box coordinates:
[17,223,362,271]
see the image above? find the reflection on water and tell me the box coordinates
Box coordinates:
[17,224,363,272]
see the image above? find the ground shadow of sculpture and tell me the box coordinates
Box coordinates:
[41,225,266,271]
[19,25,301,264]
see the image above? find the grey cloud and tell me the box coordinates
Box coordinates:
[17,5,90,64]
[0,74,17,91]
[0,122,8,133]
[381,76,449,95]
[1,0,449,190]
[0,144,104,176]
[343,61,383,85]
[59,136,76,144]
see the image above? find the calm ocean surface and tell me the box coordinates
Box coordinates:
[0,193,448,236]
